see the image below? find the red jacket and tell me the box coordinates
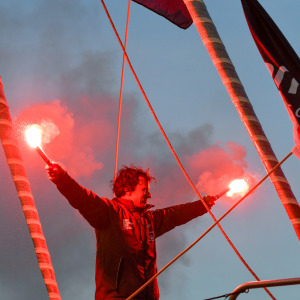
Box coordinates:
[56,173,209,300]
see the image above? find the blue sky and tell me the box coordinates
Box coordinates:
[0,0,299,299]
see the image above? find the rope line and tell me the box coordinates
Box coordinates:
[99,1,276,299]
[113,0,132,186]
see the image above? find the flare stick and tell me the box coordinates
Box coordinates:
[35,146,52,166]
[214,187,230,200]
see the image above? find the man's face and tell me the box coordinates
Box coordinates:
[130,177,152,208]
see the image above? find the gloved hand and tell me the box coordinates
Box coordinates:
[46,163,66,184]
[203,195,216,209]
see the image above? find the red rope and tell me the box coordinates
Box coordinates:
[99,1,275,299]
[113,0,132,190]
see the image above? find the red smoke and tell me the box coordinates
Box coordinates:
[140,140,253,212]
[14,98,254,205]
[186,142,254,200]
[9,95,257,296]
[14,98,122,178]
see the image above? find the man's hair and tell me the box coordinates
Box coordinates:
[113,165,155,198]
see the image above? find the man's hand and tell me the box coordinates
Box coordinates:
[203,195,216,209]
[46,163,66,184]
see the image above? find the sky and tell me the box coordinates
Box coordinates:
[0,0,299,299]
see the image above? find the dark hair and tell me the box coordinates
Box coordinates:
[113,164,155,198]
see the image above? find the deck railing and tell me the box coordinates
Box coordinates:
[229,277,300,299]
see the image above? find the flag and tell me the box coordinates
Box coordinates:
[133,0,192,29]
[241,0,300,156]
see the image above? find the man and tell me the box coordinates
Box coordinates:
[46,163,215,300]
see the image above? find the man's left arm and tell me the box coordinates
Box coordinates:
[152,196,215,238]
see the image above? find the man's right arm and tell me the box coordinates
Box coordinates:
[46,163,110,229]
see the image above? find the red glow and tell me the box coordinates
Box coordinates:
[25,120,60,148]
[226,179,249,198]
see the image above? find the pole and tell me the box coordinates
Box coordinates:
[0,78,61,300]
[182,0,300,241]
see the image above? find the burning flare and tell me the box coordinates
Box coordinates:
[25,124,43,148]
[25,124,52,166]
[226,179,249,197]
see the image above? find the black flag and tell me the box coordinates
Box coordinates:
[241,0,300,154]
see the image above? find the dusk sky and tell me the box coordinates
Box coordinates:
[0,0,300,299]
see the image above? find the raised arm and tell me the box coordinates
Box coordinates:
[46,163,110,229]
[152,196,216,238]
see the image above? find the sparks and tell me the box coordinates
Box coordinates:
[226,179,249,197]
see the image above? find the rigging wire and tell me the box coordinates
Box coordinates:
[99,1,276,299]
[113,0,132,189]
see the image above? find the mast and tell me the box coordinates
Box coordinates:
[182,0,300,241]
[0,78,61,300]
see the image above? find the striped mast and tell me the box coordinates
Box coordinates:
[0,78,61,300]
[182,0,300,240]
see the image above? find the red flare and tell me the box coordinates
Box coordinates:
[226,179,249,197]
[215,179,249,200]
[25,124,52,166]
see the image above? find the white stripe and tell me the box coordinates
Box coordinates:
[0,98,8,105]
[13,175,29,184]
[1,138,18,147]
[35,247,50,255]
[253,136,269,142]
[39,263,53,270]
[243,134,268,143]
[183,0,205,4]
[201,37,223,46]
[44,279,58,285]
[7,158,24,165]
[27,219,41,226]
[31,233,45,240]
[232,97,251,104]
[241,115,260,123]
[271,176,289,185]
[281,198,300,206]
[0,119,12,127]
[262,155,278,162]
[18,191,34,198]
[48,293,61,300]
[212,57,233,65]
[222,77,242,86]
[22,205,38,213]
[291,219,300,226]
[193,17,214,26]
